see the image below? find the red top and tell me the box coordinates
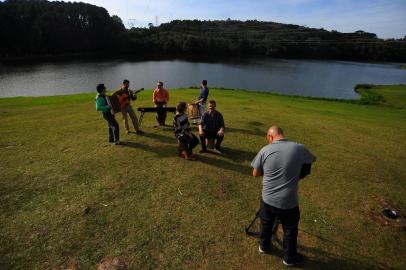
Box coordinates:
[153,88,169,103]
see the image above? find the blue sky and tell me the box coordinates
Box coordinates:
[51,0,405,38]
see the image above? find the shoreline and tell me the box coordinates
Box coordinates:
[1,53,406,67]
[1,84,404,108]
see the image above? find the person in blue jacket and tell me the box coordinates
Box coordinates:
[95,83,120,145]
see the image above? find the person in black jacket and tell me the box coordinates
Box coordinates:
[198,100,225,154]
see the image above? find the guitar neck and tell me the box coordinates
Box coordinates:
[132,88,145,95]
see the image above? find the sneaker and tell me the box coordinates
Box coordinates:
[114,141,121,145]
[136,130,144,135]
[125,130,130,134]
[283,253,305,267]
[213,148,223,154]
[258,245,271,254]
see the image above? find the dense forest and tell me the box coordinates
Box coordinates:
[1,0,405,61]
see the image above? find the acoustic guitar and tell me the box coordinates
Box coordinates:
[117,88,145,109]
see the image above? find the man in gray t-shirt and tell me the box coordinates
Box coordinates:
[251,126,316,266]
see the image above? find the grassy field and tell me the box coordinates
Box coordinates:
[355,84,406,109]
[401,65,406,70]
[0,86,405,270]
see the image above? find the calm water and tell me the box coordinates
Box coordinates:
[0,58,405,99]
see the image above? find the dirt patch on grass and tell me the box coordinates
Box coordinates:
[363,198,406,231]
[97,257,128,270]
[53,258,80,270]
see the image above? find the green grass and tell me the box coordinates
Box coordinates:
[355,84,406,109]
[401,65,406,70]
[1,87,406,269]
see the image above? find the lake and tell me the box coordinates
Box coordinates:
[0,58,405,99]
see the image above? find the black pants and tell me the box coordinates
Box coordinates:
[155,102,167,125]
[259,199,300,260]
[178,133,199,154]
[103,112,119,142]
[199,130,224,150]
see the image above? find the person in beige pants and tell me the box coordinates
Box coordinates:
[114,79,144,135]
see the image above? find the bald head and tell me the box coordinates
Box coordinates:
[267,125,284,143]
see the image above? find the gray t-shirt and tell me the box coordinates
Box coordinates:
[251,139,316,209]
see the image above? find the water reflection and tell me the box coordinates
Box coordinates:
[0,58,405,99]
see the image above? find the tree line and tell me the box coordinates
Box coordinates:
[1,0,405,62]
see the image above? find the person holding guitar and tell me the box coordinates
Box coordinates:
[113,79,144,135]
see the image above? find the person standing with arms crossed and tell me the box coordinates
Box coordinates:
[113,79,144,135]
[251,126,316,267]
[153,81,170,127]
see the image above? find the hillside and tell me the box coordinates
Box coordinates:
[1,0,405,61]
[126,20,406,61]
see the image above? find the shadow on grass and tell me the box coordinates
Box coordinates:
[300,245,393,270]
[142,132,175,144]
[227,127,265,137]
[220,147,257,162]
[196,154,250,175]
[120,141,176,158]
[254,230,394,270]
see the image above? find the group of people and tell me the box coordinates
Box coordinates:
[95,79,225,159]
[95,79,316,267]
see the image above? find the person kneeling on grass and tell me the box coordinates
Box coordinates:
[198,100,225,154]
[173,102,199,160]
[96,84,120,145]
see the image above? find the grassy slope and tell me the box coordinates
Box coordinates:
[355,84,406,109]
[0,88,405,270]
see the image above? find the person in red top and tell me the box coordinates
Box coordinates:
[152,81,170,127]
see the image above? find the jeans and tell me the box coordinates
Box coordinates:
[155,102,167,125]
[199,130,224,150]
[259,199,300,260]
[103,112,119,142]
[121,105,140,132]
[178,133,199,154]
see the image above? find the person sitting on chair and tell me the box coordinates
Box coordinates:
[198,99,225,154]
[173,102,199,160]
[153,81,170,127]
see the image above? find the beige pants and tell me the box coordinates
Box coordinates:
[121,105,139,132]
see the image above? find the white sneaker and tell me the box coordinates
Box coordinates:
[258,245,271,254]
[213,148,223,154]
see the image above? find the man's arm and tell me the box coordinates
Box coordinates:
[112,88,123,96]
[251,150,264,177]
[152,90,157,104]
[198,123,204,135]
[252,168,263,177]
[96,97,110,112]
[195,98,204,104]
[218,113,225,135]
